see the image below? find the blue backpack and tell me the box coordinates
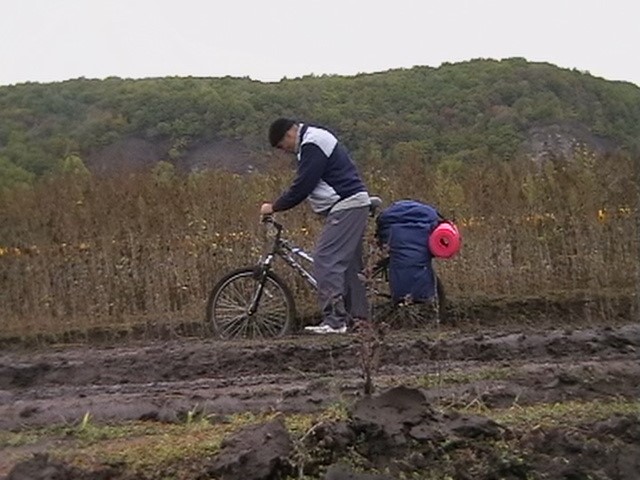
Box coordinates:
[375,200,441,303]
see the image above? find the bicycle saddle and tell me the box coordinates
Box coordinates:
[369,196,383,216]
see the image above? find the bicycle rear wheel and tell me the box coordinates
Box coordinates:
[369,259,447,327]
[206,267,296,339]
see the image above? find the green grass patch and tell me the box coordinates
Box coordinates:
[375,365,515,391]
[3,398,636,478]
[466,398,640,429]
[0,404,351,477]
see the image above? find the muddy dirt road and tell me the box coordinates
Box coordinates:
[1,322,638,433]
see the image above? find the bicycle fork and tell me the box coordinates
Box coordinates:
[247,259,273,315]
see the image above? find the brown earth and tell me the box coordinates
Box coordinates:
[85,137,278,176]
[520,120,620,163]
[1,320,638,479]
[86,137,165,175]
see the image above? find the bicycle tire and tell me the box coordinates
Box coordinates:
[206,267,296,339]
[369,261,448,327]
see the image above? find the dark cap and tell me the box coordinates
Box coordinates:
[268,118,295,147]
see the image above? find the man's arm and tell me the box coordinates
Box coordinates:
[272,144,328,212]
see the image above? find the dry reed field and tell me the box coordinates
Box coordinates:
[0,154,637,342]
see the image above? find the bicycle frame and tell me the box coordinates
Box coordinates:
[259,218,318,289]
[257,216,390,293]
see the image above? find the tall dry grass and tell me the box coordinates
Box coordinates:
[0,153,637,341]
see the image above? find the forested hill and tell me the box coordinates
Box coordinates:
[1,57,639,184]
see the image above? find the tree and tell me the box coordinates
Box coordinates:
[0,156,34,191]
[59,154,90,177]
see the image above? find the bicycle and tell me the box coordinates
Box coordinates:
[205,197,445,339]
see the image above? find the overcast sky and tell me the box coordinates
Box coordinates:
[1,0,639,87]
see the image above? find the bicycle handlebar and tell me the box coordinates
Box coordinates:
[260,214,283,235]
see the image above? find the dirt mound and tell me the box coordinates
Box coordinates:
[304,388,638,479]
[524,414,640,480]
[199,417,293,480]
[5,453,120,480]
[350,385,503,454]
[195,387,509,479]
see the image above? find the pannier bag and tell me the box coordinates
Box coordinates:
[375,200,441,303]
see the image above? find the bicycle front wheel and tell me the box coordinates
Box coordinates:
[206,267,296,339]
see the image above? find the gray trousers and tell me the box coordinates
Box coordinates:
[313,206,369,328]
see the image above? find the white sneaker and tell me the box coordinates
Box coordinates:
[304,324,347,334]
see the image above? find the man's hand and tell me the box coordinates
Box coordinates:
[260,203,274,215]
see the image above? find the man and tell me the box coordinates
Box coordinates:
[260,118,371,334]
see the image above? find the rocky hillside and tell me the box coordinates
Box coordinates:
[1,57,639,183]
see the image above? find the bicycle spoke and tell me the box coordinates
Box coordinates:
[227,281,252,306]
[256,297,287,313]
[211,270,293,339]
[216,297,247,311]
[248,302,287,336]
[252,314,285,337]
[220,313,248,338]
